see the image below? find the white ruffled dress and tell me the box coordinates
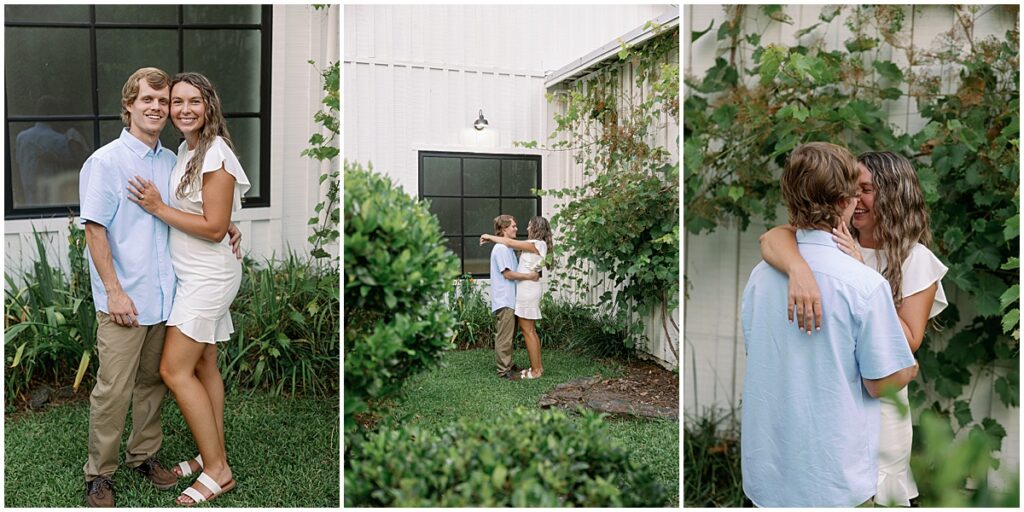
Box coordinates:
[166,136,250,343]
[861,242,948,506]
[514,240,547,320]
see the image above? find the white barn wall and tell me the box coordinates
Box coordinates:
[684,4,1019,488]
[4,5,339,279]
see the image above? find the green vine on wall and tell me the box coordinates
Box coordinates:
[685,5,1019,495]
[522,23,680,360]
[303,59,340,262]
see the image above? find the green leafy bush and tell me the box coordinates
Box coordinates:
[4,220,96,403]
[344,161,461,431]
[683,409,743,507]
[226,252,339,398]
[345,407,668,507]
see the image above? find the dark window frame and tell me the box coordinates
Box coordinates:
[4,4,272,220]
[418,150,542,278]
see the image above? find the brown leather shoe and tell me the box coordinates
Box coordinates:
[133,457,177,490]
[86,477,114,507]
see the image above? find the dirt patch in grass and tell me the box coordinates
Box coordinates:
[539,358,678,420]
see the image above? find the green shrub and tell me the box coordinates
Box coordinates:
[226,252,339,398]
[345,407,668,507]
[344,161,461,431]
[4,220,96,404]
[683,409,743,507]
[448,275,496,350]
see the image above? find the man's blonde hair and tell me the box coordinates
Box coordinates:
[493,214,515,236]
[780,142,860,230]
[120,67,171,127]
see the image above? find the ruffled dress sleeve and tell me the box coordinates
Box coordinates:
[901,244,948,319]
[527,240,547,272]
[189,136,251,212]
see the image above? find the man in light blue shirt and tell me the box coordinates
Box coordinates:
[79,68,241,507]
[740,142,918,507]
[488,215,539,379]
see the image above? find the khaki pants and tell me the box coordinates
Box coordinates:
[494,307,516,374]
[83,312,167,481]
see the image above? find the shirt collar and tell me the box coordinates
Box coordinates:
[796,228,835,247]
[119,128,166,159]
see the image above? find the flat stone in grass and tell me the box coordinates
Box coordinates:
[539,361,679,420]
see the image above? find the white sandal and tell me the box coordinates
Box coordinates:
[178,471,235,506]
[176,454,203,478]
[520,368,541,380]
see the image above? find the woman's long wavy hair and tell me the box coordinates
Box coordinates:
[171,72,234,200]
[527,216,554,269]
[853,151,932,306]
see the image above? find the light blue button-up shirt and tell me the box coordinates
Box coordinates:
[79,128,177,325]
[489,243,518,313]
[740,229,916,507]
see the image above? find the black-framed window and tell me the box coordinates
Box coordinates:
[4,4,272,219]
[419,151,542,277]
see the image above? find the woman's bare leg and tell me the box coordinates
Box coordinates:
[172,345,224,477]
[518,317,544,376]
[160,327,232,503]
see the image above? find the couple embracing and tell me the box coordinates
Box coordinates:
[742,142,948,507]
[81,67,249,506]
[482,214,553,381]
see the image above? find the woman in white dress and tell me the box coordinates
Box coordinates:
[480,216,553,380]
[759,151,947,507]
[128,72,249,506]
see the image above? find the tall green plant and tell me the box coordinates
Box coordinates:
[528,23,680,359]
[302,59,340,262]
[686,4,1019,486]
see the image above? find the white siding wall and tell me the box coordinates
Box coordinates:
[684,4,1019,488]
[3,5,339,278]
[344,4,679,367]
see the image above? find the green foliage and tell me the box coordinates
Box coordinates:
[912,409,1020,507]
[4,219,97,403]
[446,275,633,359]
[687,4,1019,480]
[302,60,341,262]
[227,252,339,398]
[683,409,743,507]
[539,24,680,359]
[3,220,340,407]
[343,161,461,432]
[345,407,668,507]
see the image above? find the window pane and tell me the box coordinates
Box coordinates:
[502,159,538,196]
[425,197,460,236]
[464,198,498,236]
[226,118,261,198]
[5,5,89,23]
[422,157,460,196]
[9,121,94,209]
[96,29,178,116]
[184,5,261,24]
[5,28,92,116]
[96,5,178,24]
[464,236,491,275]
[100,120,180,156]
[463,158,499,196]
[503,199,538,238]
[443,237,462,271]
[184,30,261,113]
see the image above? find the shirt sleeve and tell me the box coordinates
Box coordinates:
[902,244,949,319]
[855,281,916,379]
[190,137,251,210]
[496,246,516,274]
[78,156,119,228]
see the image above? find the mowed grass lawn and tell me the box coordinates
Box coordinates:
[5,391,339,507]
[376,348,680,505]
